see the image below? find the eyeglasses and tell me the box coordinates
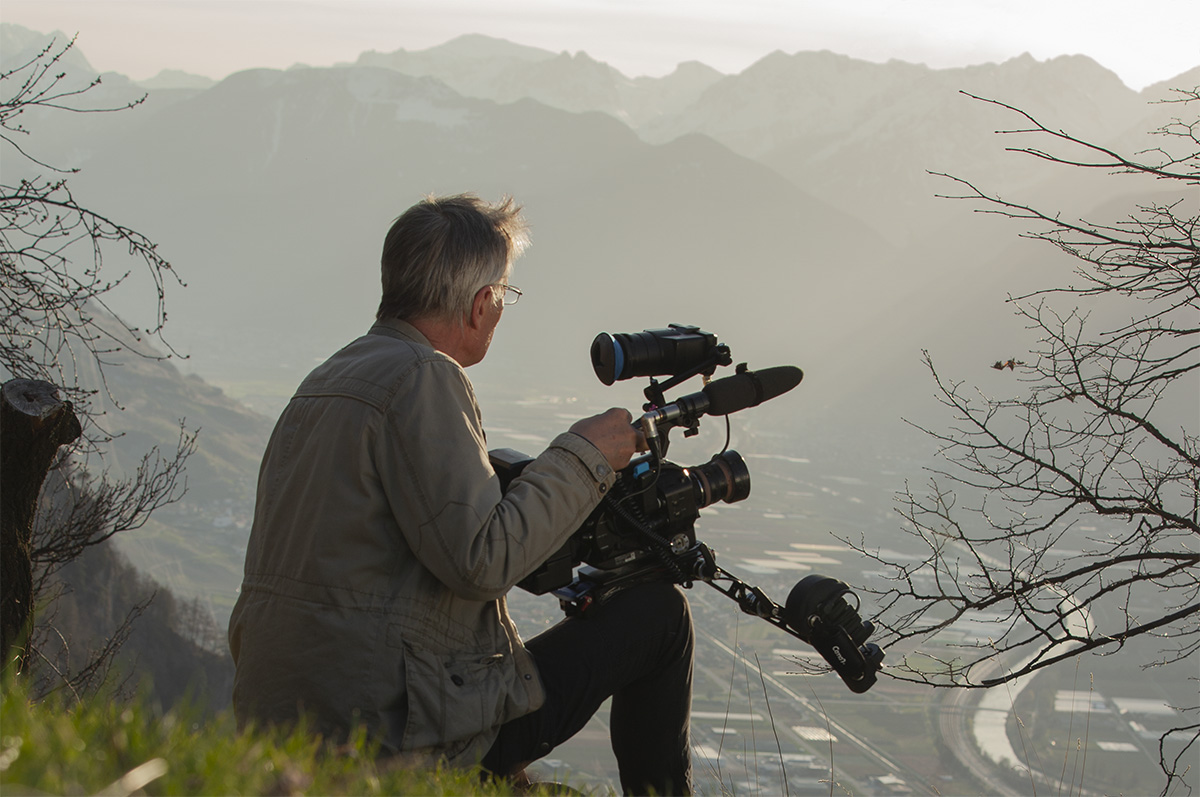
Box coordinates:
[495,284,522,306]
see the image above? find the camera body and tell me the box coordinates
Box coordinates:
[491,448,749,595]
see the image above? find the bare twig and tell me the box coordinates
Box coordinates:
[849,89,1200,793]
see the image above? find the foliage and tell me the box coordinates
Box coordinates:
[0,676,520,796]
[847,89,1199,792]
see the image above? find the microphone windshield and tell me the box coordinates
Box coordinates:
[703,366,803,416]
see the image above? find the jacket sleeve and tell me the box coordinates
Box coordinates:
[375,356,616,601]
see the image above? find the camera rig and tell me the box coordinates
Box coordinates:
[492,325,884,694]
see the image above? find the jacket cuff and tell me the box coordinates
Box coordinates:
[549,432,619,495]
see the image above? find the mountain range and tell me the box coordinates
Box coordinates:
[2,21,1197,621]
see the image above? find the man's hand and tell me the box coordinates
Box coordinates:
[570,408,646,473]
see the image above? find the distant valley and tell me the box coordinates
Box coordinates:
[2,23,1195,793]
[3,10,1195,652]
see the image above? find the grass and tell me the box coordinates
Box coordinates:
[0,677,520,796]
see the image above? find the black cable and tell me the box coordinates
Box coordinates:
[602,493,688,583]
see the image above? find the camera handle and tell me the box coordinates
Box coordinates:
[641,344,731,409]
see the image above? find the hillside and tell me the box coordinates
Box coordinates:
[71,316,273,622]
[33,534,234,711]
[2,305,275,625]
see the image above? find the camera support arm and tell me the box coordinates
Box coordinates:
[688,544,884,694]
[554,537,884,694]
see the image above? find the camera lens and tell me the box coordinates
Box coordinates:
[591,325,720,385]
[686,450,751,507]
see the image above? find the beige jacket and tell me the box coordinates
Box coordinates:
[228,319,616,764]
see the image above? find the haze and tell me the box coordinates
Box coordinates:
[1,10,1196,793]
[4,0,1198,91]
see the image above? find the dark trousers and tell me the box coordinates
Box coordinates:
[482,581,694,796]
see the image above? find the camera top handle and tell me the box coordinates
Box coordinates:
[640,344,731,410]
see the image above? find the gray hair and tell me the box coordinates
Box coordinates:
[376,194,529,323]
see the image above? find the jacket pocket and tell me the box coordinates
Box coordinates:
[400,640,507,759]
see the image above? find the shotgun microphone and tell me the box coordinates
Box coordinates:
[639,365,804,440]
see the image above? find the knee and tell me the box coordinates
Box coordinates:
[631,582,694,652]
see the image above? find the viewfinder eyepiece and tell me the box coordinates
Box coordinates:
[591,324,723,385]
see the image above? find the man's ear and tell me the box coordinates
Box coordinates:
[467,285,494,330]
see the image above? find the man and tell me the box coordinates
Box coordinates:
[229,194,693,794]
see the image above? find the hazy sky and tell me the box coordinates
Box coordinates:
[3,0,1198,90]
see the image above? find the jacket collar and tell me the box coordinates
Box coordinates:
[369,318,433,349]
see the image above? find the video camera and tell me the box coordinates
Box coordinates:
[491,324,884,693]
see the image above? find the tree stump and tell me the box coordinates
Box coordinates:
[1,379,82,669]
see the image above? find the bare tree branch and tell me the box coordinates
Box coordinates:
[852,89,1199,795]
[1,34,199,697]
